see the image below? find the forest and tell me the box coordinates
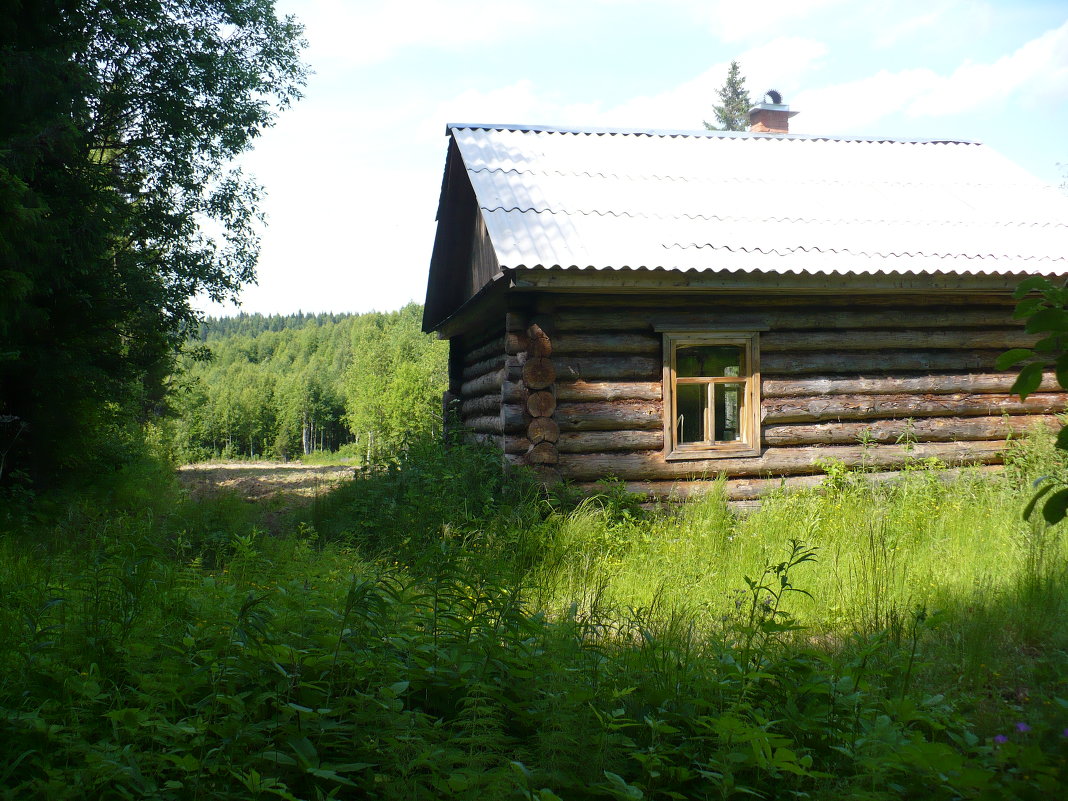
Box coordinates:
[167,304,446,463]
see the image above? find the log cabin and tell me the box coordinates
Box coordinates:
[421,98,1068,501]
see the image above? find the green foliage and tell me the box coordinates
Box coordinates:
[3,436,1068,799]
[1000,277,1068,523]
[307,434,543,560]
[342,304,449,460]
[169,304,448,463]
[195,311,356,341]
[703,60,751,132]
[0,0,306,486]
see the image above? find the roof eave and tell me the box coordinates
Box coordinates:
[506,265,1055,294]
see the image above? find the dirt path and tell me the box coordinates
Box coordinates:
[177,461,355,506]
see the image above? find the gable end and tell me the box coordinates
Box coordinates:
[423,138,501,332]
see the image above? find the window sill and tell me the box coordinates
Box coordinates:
[665,444,761,461]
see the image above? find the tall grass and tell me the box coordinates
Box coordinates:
[538,467,1062,633]
[1,433,1066,798]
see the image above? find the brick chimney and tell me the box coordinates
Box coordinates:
[748,90,798,134]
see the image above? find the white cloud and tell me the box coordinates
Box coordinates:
[871,9,945,49]
[791,69,937,133]
[909,21,1068,116]
[285,0,541,68]
[865,1,989,50]
[668,0,847,42]
[791,20,1068,134]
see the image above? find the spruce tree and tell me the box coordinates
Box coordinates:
[704,61,751,132]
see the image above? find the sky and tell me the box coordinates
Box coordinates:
[198,0,1068,318]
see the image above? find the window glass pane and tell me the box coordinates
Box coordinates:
[714,383,743,442]
[677,345,742,378]
[676,383,707,443]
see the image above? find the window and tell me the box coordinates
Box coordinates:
[662,332,761,459]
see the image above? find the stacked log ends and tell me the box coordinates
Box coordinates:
[527,442,559,464]
[528,323,552,357]
[527,390,557,417]
[528,416,560,444]
[522,357,556,390]
[523,323,559,474]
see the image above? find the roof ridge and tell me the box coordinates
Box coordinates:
[447,122,980,146]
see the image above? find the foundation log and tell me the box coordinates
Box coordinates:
[582,465,1004,500]
[556,441,1008,481]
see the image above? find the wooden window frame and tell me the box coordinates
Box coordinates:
[662,331,761,460]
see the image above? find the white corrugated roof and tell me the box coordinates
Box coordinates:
[448,123,1068,276]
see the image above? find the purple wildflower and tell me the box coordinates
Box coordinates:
[1062,728,1068,739]
[994,734,1008,744]
[1016,722,1031,733]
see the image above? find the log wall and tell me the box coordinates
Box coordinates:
[499,305,562,481]
[495,291,1060,498]
[451,321,507,451]
[449,302,561,478]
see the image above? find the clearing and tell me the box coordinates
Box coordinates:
[177,461,354,506]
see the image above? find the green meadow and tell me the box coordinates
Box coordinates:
[1,433,1067,800]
